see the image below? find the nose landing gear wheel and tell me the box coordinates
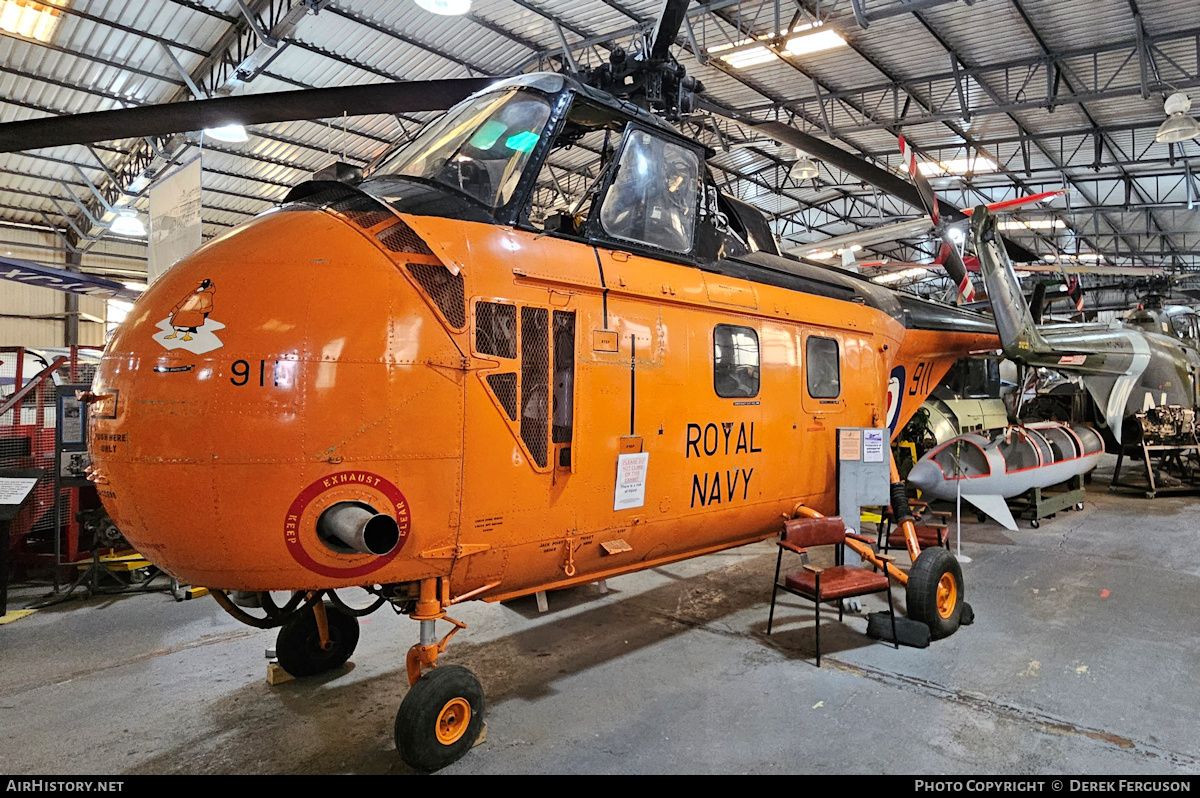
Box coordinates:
[906,547,964,640]
[395,665,484,772]
[274,600,360,677]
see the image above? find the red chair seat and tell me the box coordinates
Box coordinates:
[887,524,947,549]
[785,565,890,601]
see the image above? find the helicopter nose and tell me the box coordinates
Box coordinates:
[88,195,467,590]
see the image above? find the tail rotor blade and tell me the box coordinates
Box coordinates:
[899,134,975,303]
[899,135,940,226]
[940,233,975,304]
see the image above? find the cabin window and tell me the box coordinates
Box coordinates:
[806,336,841,399]
[713,325,759,398]
[599,129,699,253]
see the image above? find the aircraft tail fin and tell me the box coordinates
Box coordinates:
[961,493,1018,532]
[971,205,1053,361]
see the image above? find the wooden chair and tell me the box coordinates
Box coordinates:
[767,515,898,666]
[878,500,951,556]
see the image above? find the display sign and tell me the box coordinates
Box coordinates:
[613,452,650,511]
[60,393,84,445]
[863,429,885,463]
[838,429,861,460]
[148,156,203,284]
[56,385,91,488]
[0,478,37,506]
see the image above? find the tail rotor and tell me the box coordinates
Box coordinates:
[899,135,975,304]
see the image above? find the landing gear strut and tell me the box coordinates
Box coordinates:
[395,577,483,772]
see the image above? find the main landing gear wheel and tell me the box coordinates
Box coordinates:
[395,665,484,772]
[906,548,964,640]
[274,600,360,677]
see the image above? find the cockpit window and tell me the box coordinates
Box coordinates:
[371,89,553,210]
[1170,313,1197,341]
[525,100,626,234]
[599,129,699,253]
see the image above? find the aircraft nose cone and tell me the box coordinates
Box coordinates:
[907,459,940,493]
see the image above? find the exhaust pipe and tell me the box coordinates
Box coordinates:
[317,502,400,555]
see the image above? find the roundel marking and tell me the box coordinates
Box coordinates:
[886,366,906,435]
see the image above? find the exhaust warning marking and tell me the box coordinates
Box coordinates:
[284,470,411,578]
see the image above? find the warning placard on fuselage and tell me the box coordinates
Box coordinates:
[614,452,650,511]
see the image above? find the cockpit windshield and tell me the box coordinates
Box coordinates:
[370,88,554,210]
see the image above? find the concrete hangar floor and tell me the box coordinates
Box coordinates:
[2,453,1198,775]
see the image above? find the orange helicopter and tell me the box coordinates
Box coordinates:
[0,0,1012,771]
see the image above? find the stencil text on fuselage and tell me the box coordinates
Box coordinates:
[686,422,762,508]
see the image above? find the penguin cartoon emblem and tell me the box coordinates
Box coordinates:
[153,279,226,354]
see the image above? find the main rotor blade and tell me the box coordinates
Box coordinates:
[0,78,498,153]
[700,101,1041,264]
[649,0,691,61]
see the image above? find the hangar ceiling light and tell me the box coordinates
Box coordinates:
[710,22,846,69]
[203,123,249,143]
[784,27,846,57]
[1155,93,1200,144]
[917,156,998,177]
[872,267,930,284]
[414,0,471,15]
[109,209,146,238]
[0,0,67,44]
[791,152,819,181]
[999,219,1067,231]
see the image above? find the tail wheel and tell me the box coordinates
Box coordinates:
[274,600,359,677]
[906,548,964,639]
[395,665,484,772]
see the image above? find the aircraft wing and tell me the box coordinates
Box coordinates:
[0,256,144,302]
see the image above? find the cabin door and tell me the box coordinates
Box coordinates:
[799,330,846,510]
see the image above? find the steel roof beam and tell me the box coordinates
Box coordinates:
[728,26,1200,132]
[1007,0,1183,269]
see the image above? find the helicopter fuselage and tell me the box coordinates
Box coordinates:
[87,74,998,602]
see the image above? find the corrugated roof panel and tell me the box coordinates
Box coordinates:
[1022,0,1140,51]
[527,0,640,43]
[917,0,1043,67]
[0,0,1192,273]
[843,13,950,83]
[1083,94,1174,129]
[358,4,526,76]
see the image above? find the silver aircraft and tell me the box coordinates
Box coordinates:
[972,207,1200,448]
